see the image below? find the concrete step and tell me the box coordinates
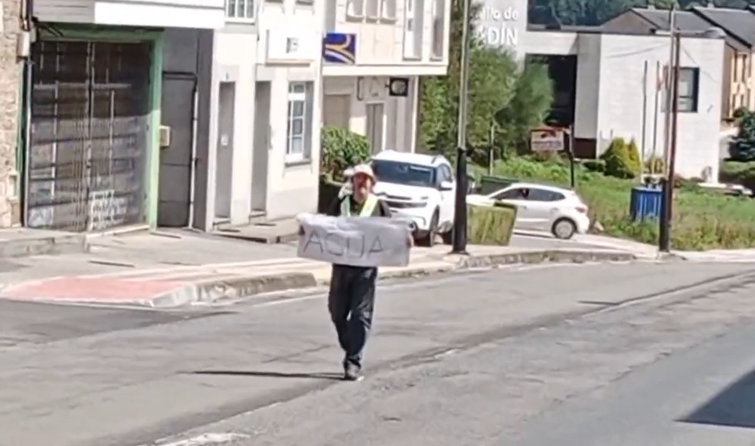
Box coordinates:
[0,229,89,258]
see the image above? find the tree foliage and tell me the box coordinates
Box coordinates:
[320,126,370,181]
[729,108,755,162]
[417,0,553,162]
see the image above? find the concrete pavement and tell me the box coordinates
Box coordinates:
[0,230,640,308]
[2,262,755,445]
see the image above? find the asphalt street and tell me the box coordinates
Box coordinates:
[2,261,755,446]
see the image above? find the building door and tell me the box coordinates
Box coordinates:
[27,40,151,232]
[158,73,196,227]
[366,103,384,154]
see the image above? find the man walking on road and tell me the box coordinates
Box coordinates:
[324,164,410,381]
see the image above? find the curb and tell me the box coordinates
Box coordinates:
[185,249,635,306]
[148,272,318,308]
[87,249,642,308]
[452,249,638,268]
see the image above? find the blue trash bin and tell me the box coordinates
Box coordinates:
[630,186,663,221]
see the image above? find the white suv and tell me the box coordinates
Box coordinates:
[340,151,456,247]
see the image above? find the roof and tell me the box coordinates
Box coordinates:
[632,8,749,51]
[372,150,450,166]
[690,6,755,49]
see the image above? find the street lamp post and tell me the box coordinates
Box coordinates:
[452,0,471,254]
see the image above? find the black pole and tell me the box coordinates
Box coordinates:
[452,0,471,254]
[659,30,680,253]
[568,126,575,188]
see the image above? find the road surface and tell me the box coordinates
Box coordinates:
[2,261,755,446]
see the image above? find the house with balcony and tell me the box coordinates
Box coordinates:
[23,0,225,232]
[603,6,755,121]
[321,0,452,155]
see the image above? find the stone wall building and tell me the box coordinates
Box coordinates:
[0,0,21,227]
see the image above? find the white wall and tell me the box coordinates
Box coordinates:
[596,33,724,180]
[255,0,325,220]
[323,0,451,76]
[35,0,224,28]
[323,76,419,152]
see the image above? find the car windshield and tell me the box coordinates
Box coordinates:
[372,160,436,188]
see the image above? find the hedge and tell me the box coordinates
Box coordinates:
[467,203,517,246]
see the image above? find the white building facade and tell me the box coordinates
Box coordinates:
[198,0,324,229]
[478,0,727,181]
[322,0,452,154]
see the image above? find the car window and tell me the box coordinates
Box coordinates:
[492,187,529,200]
[528,188,565,202]
[439,165,453,183]
[372,160,436,188]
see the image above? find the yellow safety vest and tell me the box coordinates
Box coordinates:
[341,194,378,217]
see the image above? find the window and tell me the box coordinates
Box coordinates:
[286,82,312,163]
[372,160,436,188]
[431,0,445,59]
[438,165,453,186]
[492,187,528,200]
[528,188,564,202]
[381,0,397,19]
[348,0,395,20]
[366,0,379,18]
[347,0,365,17]
[225,0,255,21]
[678,67,700,113]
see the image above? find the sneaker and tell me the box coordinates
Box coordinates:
[343,361,363,381]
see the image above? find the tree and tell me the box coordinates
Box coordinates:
[729,109,755,162]
[418,0,552,161]
[494,60,553,153]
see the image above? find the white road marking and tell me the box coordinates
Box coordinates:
[78,257,311,279]
[156,432,250,446]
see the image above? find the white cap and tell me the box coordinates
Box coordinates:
[351,164,376,182]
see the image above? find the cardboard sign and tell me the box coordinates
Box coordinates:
[296,213,411,267]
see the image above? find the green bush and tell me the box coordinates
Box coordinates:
[729,109,755,161]
[600,137,639,179]
[626,138,641,175]
[317,176,343,214]
[582,159,605,173]
[720,160,755,191]
[320,126,370,181]
[467,204,517,245]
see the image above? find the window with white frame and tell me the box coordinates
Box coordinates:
[381,0,396,19]
[366,0,379,17]
[348,0,365,17]
[226,0,255,21]
[431,0,445,58]
[286,82,312,162]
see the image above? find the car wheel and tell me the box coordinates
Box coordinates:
[441,228,454,245]
[551,218,577,240]
[416,211,439,247]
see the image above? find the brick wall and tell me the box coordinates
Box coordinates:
[0,0,20,227]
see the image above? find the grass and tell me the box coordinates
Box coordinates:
[469,156,755,251]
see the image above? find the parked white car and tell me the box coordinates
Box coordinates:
[340,150,456,247]
[466,182,590,239]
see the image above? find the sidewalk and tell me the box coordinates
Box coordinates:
[0,230,639,308]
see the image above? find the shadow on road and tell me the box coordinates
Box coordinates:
[192,370,343,381]
[681,368,755,429]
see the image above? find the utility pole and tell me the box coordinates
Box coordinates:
[659,29,680,252]
[662,5,675,166]
[452,0,471,254]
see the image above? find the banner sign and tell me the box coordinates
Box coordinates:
[297,213,411,267]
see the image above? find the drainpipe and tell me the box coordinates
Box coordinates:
[18,0,34,227]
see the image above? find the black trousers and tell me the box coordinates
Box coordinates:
[328,264,377,367]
